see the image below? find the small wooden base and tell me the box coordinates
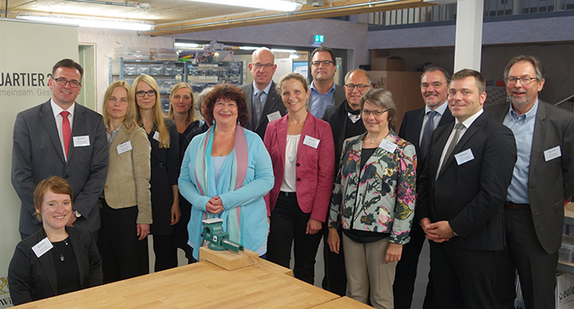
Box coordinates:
[199,246,259,270]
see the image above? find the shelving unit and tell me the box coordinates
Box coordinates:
[557,205,574,273]
[109,57,243,112]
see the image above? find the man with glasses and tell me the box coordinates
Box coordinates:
[394,66,454,309]
[12,58,108,240]
[309,47,346,118]
[485,55,574,309]
[321,68,371,296]
[241,47,286,139]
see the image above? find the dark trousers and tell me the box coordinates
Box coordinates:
[494,208,558,309]
[267,192,323,285]
[393,221,434,309]
[98,200,149,284]
[153,234,178,272]
[430,241,496,309]
[173,194,194,263]
[321,225,347,296]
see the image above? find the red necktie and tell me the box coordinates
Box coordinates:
[61,111,71,157]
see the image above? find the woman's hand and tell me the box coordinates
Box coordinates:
[306,218,322,235]
[137,224,150,241]
[327,228,340,254]
[385,242,403,264]
[206,196,224,214]
[170,202,181,225]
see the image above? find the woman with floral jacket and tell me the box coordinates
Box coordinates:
[328,88,416,309]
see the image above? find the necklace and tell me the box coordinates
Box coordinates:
[52,238,69,262]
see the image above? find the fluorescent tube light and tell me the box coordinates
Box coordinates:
[17,14,154,31]
[175,42,201,48]
[188,0,301,12]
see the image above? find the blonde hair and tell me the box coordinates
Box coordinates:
[133,74,170,148]
[168,82,196,124]
[102,80,139,131]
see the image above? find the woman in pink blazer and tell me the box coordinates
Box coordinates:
[264,73,335,284]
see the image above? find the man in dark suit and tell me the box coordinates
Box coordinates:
[308,47,346,118]
[394,66,454,309]
[321,68,371,296]
[240,47,286,139]
[485,55,574,309]
[12,58,108,240]
[418,69,517,309]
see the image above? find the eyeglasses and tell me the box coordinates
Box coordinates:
[421,82,444,89]
[362,109,389,117]
[504,76,538,85]
[345,84,369,91]
[53,77,81,88]
[311,60,334,67]
[252,63,274,69]
[136,90,156,97]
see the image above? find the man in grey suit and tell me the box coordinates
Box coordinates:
[241,47,286,139]
[485,55,574,309]
[309,47,346,118]
[12,58,108,240]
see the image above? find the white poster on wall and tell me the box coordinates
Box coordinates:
[0,18,78,307]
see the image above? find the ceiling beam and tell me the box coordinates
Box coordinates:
[141,0,433,36]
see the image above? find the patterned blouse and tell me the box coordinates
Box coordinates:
[329,130,417,245]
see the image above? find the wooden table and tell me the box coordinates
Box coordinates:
[15,259,368,308]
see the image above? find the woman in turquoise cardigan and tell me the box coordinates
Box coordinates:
[178,84,274,260]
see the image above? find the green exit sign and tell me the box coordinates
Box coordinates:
[314,35,324,43]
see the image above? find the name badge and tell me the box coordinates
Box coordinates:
[378,139,397,153]
[32,237,53,258]
[153,131,160,141]
[117,141,132,154]
[73,135,90,147]
[303,135,320,149]
[455,148,474,165]
[267,111,282,122]
[544,145,561,162]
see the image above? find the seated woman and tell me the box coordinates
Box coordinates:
[264,73,335,284]
[328,88,416,309]
[179,84,274,260]
[8,176,102,306]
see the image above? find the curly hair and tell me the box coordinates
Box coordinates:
[203,84,249,127]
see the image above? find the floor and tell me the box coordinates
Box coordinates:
[152,235,432,309]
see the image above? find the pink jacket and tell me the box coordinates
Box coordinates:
[264,113,335,222]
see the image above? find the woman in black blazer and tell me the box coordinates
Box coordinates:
[134,74,181,271]
[8,176,102,305]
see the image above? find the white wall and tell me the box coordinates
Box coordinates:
[77,28,174,112]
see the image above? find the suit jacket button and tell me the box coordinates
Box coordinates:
[297,178,301,181]
[64,175,69,179]
[296,163,300,167]
[104,185,109,189]
[159,163,164,168]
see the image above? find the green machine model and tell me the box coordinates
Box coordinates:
[201,218,244,252]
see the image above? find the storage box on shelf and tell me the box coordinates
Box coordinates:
[109,56,186,112]
[557,203,574,273]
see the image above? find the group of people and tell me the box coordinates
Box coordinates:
[6,48,573,309]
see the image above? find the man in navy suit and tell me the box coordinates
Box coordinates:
[241,47,286,139]
[418,69,517,309]
[12,59,108,240]
[394,67,454,309]
[486,55,574,309]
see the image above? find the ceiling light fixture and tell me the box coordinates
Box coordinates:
[17,13,155,31]
[187,0,301,12]
[174,42,201,49]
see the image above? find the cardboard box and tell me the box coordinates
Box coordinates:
[370,51,405,71]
